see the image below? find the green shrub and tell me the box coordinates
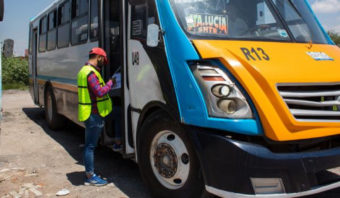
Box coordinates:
[2,56,29,89]
[3,82,28,90]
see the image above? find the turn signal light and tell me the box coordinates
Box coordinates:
[251,178,285,194]
[202,76,225,81]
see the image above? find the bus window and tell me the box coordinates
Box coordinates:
[58,0,70,48]
[171,0,290,41]
[29,26,32,54]
[130,1,160,43]
[272,0,329,44]
[71,0,89,45]
[47,9,57,51]
[131,3,147,40]
[90,0,98,41]
[39,16,47,52]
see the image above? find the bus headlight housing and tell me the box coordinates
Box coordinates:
[191,62,253,119]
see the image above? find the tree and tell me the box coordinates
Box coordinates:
[2,56,29,89]
[328,31,340,46]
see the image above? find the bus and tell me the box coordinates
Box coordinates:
[28,0,340,197]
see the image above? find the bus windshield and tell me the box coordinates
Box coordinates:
[272,0,329,44]
[170,0,330,43]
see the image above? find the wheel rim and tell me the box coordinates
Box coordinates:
[150,130,190,190]
[47,93,53,122]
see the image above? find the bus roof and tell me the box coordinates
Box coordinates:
[30,0,59,22]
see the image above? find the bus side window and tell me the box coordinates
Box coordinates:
[47,9,57,51]
[131,1,161,43]
[39,16,48,52]
[29,25,33,54]
[58,0,70,48]
[131,2,147,40]
[71,0,89,45]
[90,0,98,41]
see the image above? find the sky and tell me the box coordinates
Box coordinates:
[0,0,340,56]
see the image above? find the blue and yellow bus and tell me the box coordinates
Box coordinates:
[29,0,340,197]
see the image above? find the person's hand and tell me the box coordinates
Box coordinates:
[111,77,117,87]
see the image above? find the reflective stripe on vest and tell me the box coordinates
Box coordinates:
[77,65,112,121]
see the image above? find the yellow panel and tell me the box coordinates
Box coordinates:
[193,40,340,141]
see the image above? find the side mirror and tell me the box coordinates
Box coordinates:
[0,0,4,21]
[147,24,160,47]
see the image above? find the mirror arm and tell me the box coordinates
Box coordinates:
[160,29,165,36]
[158,29,165,43]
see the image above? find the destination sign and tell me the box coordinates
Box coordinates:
[186,13,228,35]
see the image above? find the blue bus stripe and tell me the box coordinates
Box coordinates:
[35,75,77,85]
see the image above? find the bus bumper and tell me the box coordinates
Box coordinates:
[188,128,340,197]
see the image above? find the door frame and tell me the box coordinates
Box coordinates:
[98,0,134,155]
[32,28,39,105]
[122,0,135,155]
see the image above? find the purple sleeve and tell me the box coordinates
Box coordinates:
[87,72,113,97]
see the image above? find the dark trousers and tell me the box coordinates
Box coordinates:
[84,114,104,175]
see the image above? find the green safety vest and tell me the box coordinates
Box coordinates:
[77,65,112,122]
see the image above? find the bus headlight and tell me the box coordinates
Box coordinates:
[218,99,237,114]
[212,84,231,98]
[191,62,253,119]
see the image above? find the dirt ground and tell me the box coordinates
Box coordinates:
[0,90,151,198]
[2,90,340,198]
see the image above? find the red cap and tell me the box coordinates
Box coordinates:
[89,47,108,65]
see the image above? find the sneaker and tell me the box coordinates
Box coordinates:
[84,174,108,186]
[112,143,122,152]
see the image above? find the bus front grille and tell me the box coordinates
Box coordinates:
[277,83,340,122]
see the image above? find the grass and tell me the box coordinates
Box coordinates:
[2,82,28,90]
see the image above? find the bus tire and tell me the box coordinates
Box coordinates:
[138,111,204,198]
[44,86,65,130]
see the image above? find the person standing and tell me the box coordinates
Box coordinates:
[77,47,114,186]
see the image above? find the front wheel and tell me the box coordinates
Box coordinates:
[138,111,204,198]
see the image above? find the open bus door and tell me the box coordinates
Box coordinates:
[31,28,39,104]
[98,0,134,155]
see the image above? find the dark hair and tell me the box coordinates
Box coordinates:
[89,53,98,60]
